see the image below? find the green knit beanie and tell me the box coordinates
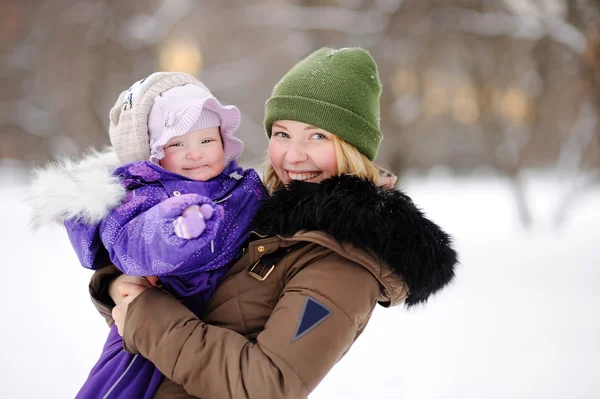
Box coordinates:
[264,47,383,161]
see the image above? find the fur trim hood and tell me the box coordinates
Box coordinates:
[28,148,125,228]
[253,176,458,306]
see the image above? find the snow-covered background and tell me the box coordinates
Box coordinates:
[2,166,599,398]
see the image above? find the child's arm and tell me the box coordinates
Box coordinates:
[64,218,111,270]
[62,185,158,270]
[102,193,221,277]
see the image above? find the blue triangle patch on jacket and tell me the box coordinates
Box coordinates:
[291,296,332,343]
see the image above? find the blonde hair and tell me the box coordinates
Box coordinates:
[263,135,381,193]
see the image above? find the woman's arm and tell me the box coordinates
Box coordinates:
[89,265,155,327]
[116,252,380,399]
[89,264,122,326]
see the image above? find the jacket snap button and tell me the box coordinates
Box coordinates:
[257,246,265,253]
[173,191,181,196]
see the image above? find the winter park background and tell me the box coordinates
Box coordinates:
[2,1,600,398]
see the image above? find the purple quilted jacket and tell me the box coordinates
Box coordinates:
[64,159,267,399]
[64,159,267,305]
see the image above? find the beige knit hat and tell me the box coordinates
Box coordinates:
[108,72,211,164]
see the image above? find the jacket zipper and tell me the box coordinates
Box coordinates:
[101,354,140,399]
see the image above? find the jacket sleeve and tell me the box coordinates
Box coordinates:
[64,219,111,270]
[102,193,220,276]
[121,253,381,398]
[88,264,122,327]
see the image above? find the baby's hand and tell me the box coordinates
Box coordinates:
[173,204,214,239]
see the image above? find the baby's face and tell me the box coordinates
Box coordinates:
[159,127,225,181]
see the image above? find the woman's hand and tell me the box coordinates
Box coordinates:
[111,280,153,336]
[108,274,157,305]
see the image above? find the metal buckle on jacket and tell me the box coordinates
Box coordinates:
[248,259,275,281]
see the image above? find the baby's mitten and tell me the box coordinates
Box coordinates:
[173,204,214,239]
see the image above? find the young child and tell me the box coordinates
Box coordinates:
[29,72,267,399]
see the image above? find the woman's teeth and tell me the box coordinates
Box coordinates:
[288,172,319,181]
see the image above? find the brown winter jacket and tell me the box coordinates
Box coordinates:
[89,175,457,398]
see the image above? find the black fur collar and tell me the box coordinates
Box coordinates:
[253,175,457,306]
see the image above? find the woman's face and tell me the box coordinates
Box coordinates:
[268,120,338,185]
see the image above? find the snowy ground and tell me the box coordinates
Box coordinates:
[2,167,599,399]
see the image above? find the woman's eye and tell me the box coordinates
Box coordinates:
[311,133,327,140]
[273,131,290,138]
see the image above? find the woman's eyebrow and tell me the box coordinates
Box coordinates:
[304,125,320,130]
[272,123,288,130]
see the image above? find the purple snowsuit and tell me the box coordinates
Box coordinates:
[64,160,267,399]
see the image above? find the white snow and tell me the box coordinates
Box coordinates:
[2,169,598,398]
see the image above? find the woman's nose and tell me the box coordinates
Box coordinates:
[285,142,308,163]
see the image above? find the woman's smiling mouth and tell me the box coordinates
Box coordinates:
[287,171,321,181]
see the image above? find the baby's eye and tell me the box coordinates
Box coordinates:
[167,142,183,147]
[273,131,290,138]
[201,138,215,144]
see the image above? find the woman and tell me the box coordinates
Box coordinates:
[91,47,458,398]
